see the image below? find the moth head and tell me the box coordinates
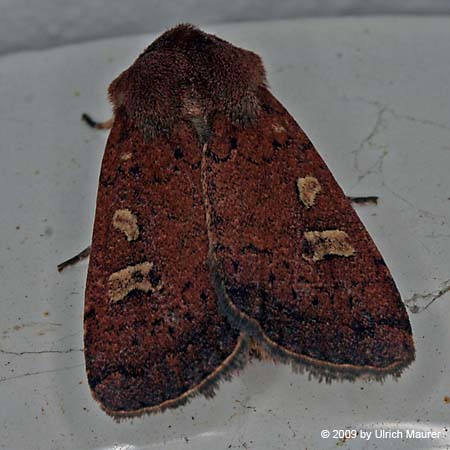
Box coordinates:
[108,24,267,140]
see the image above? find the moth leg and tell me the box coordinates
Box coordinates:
[60,116,109,271]
[57,246,91,272]
[347,195,378,205]
[81,113,113,130]
[57,113,107,272]
[62,115,109,270]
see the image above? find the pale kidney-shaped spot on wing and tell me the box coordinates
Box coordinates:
[112,209,139,241]
[108,261,162,303]
[302,230,355,262]
[297,176,322,208]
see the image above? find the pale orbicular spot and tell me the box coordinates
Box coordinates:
[108,261,162,303]
[302,230,355,262]
[120,152,132,161]
[297,176,322,208]
[113,209,139,241]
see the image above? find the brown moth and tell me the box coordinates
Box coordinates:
[80,24,414,417]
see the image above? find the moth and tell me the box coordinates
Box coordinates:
[80,24,414,417]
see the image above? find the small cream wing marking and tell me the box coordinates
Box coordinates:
[272,123,286,133]
[108,261,162,303]
[303,230,355,262]
[297,176,322,208]
[113,209,139,241]
[121,152,132,161]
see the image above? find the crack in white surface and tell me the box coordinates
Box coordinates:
[395,112,450,132]
[2,321,63,332]
[52,331,82,343]
[405,278,450,313]
[425,232,450,239]
[342,98,449,223]
[351,104,388,170]
[0,364,84,384]
[347,103,390,189]
[344,96,450,190]
[383,181,449,224]
[0,347,83,356]
[347,96,450,132]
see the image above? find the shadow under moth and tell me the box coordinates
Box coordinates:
[79,24,415,417]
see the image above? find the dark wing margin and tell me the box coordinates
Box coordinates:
[84,108,246,417]
[202,87,415,381]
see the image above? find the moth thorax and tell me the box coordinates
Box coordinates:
[182,94,210,143]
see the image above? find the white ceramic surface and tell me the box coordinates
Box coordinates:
[0,17,449,450]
